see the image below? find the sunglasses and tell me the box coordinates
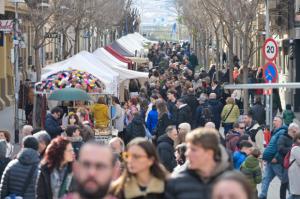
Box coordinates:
[239,127,245,129]
[122,152,148,161]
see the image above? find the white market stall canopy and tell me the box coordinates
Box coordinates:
[42,51,120,95]
[132,32,157,44]
[92,49,148,81]
[117,36,144,55]
[93,48,128,69]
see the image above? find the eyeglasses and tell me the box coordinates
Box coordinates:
[239,127,245,129]
[122,152,148,161]
[79,160,111,171]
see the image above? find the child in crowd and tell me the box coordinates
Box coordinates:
[233,140,253,169]
[283,104,295,126]
[240,148,262,196]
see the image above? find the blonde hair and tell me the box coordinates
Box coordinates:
[226,97,235,105]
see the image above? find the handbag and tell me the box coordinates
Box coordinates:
[5,165,37,199]
[222,105,235,126]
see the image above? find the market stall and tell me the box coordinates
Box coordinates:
[34,53,121,142]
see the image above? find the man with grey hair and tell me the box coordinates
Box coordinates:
[22,125,33,137]
[157,125,178,172]
[33,130,51,158]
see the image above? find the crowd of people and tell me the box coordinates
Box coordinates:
[0,41,299,199]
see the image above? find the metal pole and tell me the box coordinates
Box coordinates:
[14,2,20,143]
[265,0,271,128]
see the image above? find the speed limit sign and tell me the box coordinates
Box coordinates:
[263,38,278,61]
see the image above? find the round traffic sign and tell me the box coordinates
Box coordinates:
[263,62,278,83]
[263,38,278,61]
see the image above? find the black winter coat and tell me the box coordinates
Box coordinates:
[0,148,40,199]
[183,94,198,119]
[45,113,63,139]
[155,113,173,138]
[165,145,231,199]
[208,99,223,129]
[157,135,177,172]
[177,105,192,126]
[250,103,266,125]
[125,115,146,144]
[195,102,213,128]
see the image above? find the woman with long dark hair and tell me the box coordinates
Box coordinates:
[36,136,74,199]
[110,138,166,199]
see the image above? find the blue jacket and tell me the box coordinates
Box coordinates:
[146,109,158,135]
[45,113,63,139]
[262,126,288,162]
[233,151,247,169]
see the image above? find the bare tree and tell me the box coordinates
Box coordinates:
[25,0,70,81]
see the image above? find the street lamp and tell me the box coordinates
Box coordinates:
[10,0,25,143]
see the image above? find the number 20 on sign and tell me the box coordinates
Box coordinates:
[263,38,278,61]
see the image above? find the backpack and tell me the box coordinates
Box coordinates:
[246,124,263,143]
[283,144,299,169]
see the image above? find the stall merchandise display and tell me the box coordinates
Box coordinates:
[36,69,105,93]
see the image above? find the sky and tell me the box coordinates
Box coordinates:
[132,0,178,27]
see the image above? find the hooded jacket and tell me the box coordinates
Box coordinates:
[0,148,40,199]
[91,104,110,127]
[125,115,146,144]
[165,145,231,199]
[240,156,262,190]
[45,113,63,139]
[156,134,177,172]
